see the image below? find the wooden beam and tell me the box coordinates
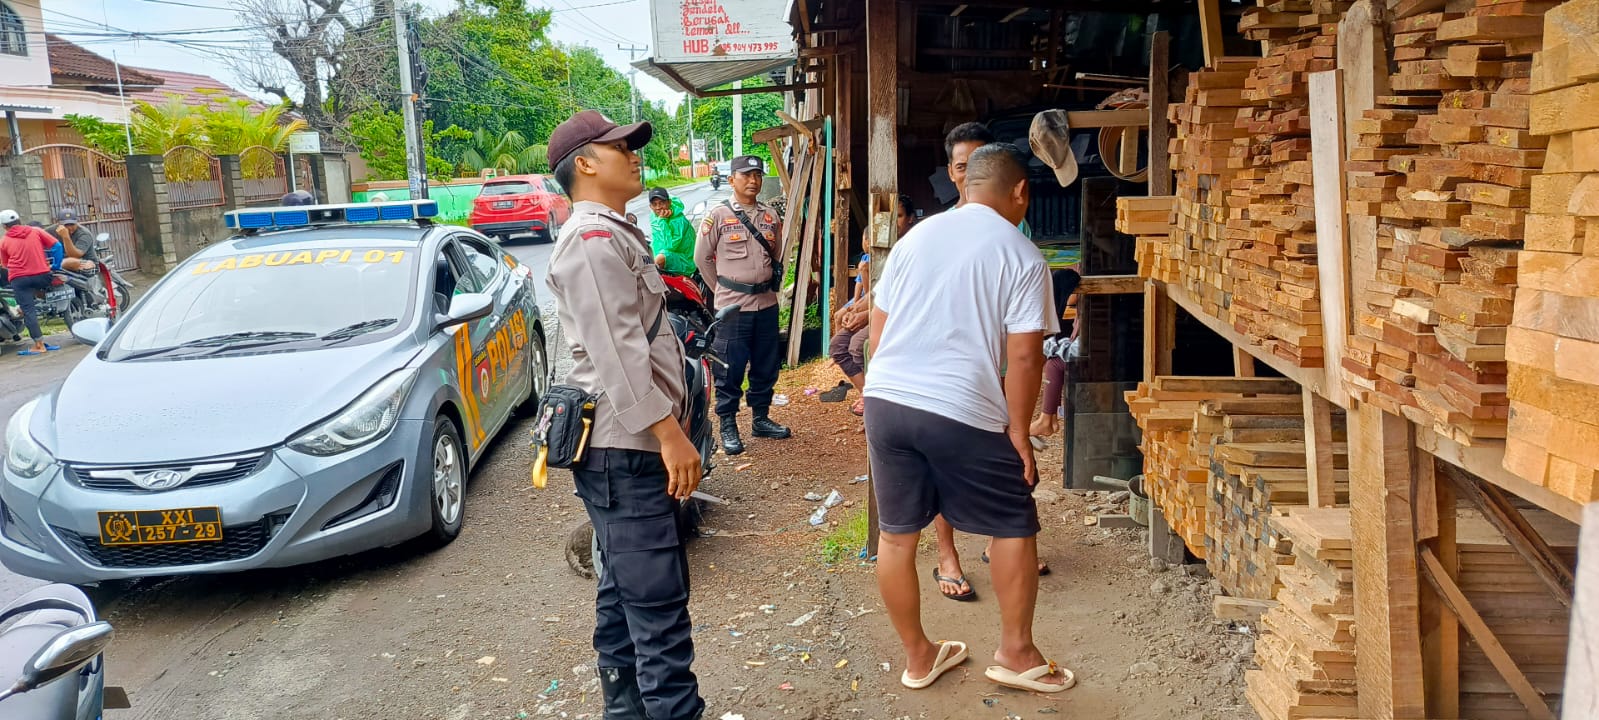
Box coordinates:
[752,117,823,144]
[1303,389,1338,508]
[1233,346,1257,377]
[1564,504,1599,718]
[1417,433,1584,525]
[1442,465,1575,607]
[1163,282,1331,395]
[1142,281,1175,382]
[863,0,899,559]
[1417,453,1460,719]
[695,82,822,99]
[1065,109,1148,129]
[1147,31,1172,196]
[1199,0,1225,67]
[1419,547,1557,720]
[1349,405,1427,718]
[768,140,790,190]
[1077,274,1142,295]
[1339,1,1390,310]
[786,155,826,368]
[1309,69,1351,408]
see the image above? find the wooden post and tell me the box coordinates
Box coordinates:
[1564,502,1599,720]
[1303,388,1338,508]
[1338,1,1389,312]
[1309,69,1350,408]
[1148,31,1171,197]
[1233,347,1256,377]
[1417,453,1460,718]
[1349,405,1428,717]
[863,0,899,559]
[1198,0,1225,68]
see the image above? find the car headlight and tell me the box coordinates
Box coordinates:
[5,399,56,486]
[288,370,418,456]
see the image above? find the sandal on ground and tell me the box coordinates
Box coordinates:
[984,660,1075,693]
[901,640,969,690]
[980,552,1051,576]
[819,381,850,402]
[17,344,57,356]
[933,567,977,601]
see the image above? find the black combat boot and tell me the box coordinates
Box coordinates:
[719,415,745,455]
[752,412,792,439]
[599,666,647,720]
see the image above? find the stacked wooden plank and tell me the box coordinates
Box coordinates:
[1229,22,1341,368]
[1455,509,1576,719]
[1167,57,1259,317]
[1201,396,1349,600]
[1121,195,1179,283]
[1245,506,1358,720]
[1503,0,1599,504]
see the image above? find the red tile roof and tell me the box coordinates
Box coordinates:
[124,67,268,113]
[45,34,164,87]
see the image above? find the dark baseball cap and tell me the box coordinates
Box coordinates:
[647,188,671,202]
[548,110,653,170]
[56,209,78,224]
[731,155,764,175]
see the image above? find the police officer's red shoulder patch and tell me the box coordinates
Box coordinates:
[580,229,612,241]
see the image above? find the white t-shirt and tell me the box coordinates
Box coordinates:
[865,203,1058,432]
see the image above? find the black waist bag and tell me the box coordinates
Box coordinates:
[532,385,597,470]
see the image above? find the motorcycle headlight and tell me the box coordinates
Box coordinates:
[5,399,56,486]
[288,370,418,456]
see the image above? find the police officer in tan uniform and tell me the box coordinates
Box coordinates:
[694,154,792,455]
[544,110,705,720]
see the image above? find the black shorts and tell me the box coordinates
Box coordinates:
[864,398,1041,538]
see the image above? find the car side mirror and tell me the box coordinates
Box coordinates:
[70,317,110,346]
[437,292,493,328]
[18,622,113,693]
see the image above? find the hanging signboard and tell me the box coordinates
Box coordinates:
[650,0,795,64]
[288,131,322,154]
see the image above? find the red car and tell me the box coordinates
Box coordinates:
[469,175,573,243]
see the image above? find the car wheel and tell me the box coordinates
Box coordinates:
[514,328,548,415]
[424,419,466,545]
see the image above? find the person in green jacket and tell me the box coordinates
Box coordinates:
[647,187,697,276]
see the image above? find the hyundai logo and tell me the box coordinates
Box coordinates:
[132,469,188,490]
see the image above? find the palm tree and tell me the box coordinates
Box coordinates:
[128,96,206,154]
[461,128,547,175]
[204,99,307,155]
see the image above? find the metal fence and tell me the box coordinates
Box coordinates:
[239,145,287,205]
[163,145,225,209]
[23,144,139,272]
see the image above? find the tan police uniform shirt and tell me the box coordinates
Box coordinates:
[546,200,687,453]
[694,200,781,312]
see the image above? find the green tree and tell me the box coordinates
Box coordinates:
[347,109,461,182]
[691,75,784,164]
[460,128,547,175]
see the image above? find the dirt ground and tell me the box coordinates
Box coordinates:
[99,360,1255,720]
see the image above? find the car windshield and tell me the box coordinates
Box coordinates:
[482,181,534,196]
[107,244,416,360]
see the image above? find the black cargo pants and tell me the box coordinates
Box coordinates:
[572,448,704,720]
[712,305,780,418]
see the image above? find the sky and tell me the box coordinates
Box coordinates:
[35,0,682,108]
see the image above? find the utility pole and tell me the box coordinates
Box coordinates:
[618,43,648,122]
[686,95,696,177]
[732,80,743,158]
[394,5,428,199]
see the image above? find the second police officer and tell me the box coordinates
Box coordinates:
[693,155,792,456]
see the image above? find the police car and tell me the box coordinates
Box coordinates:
[0,200,550,583]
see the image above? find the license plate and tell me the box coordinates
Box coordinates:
[492,200,514,210]
[97,507,223,546]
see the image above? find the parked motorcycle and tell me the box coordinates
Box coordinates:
[0,583,129,719]
[0,232,133,335]
[564,276,737,579]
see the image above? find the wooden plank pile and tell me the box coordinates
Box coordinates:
[1340,0,1565,445]
[1166,57,1260,317]
[1121,195,1179,283]
[1245,506,1358,720]
[1202,399,1350,600]
[1455,509,1576,718]
[1228,18,1343,368]
[1503,0,1599,505]
[1128,376,1316,562]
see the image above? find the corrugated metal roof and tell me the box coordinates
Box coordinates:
[633,56,795,96]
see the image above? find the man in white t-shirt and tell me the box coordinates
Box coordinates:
[864,143,1074,693]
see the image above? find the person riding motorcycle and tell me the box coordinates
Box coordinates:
[49,209,97,272]
[648,188,698,277]
[0,209,62,356]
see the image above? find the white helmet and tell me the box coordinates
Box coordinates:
[0,209,18,225]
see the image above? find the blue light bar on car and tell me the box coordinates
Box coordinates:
[224,200,439,230]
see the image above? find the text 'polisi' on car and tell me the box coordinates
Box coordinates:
[0,200,553,584]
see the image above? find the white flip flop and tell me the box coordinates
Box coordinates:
[984,659,1076,692]
[900,640,969,690]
